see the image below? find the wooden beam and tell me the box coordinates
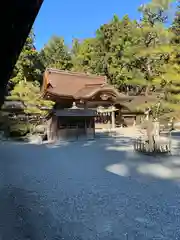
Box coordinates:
[86,101,113,106]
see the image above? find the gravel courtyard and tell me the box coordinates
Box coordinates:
[0,134,180,239]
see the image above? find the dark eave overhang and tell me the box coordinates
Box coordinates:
[0,0,44,108]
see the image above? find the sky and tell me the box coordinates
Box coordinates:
[33,0,175,50]
[33,0,149,50]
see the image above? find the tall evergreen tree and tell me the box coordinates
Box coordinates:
[3,0,180,128]
[171,4,180,45]
[40,36,73,70]
[160,3,180,113]
[125,0,174,96]
[5,31,54,136]
[11,30,44,86]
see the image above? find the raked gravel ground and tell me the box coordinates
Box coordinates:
[0,133,180,239]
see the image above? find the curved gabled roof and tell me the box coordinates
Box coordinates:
[43,68,131,101]
[43,68,106,97]
[74,84,130,100]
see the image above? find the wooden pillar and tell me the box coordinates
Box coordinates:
[47,117,52,142]
[111,111,115,129]
[47,115,58,142]
[76,124,78,140]
[85,118,87,137]
[133,116,136,127]
[93,118,95,138]
[84,101,88,109]
[117,109,122,126]
[136,115,141,125]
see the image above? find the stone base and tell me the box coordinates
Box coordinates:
[27,134,43,144]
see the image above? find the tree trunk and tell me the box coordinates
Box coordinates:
[145,61,152,96]
[146,119,155,151]
[164,88,168,101]
[145,83,150,96]
[126,86,129,95]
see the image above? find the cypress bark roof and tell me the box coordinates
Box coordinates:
[42,68,130,101]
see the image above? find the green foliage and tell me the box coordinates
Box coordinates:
[8,81,54,116]
[70,0,179,117]
[128,1,175,95]
[11,29,44,85]
[40,36,73,70]
[72,15,140,88]
[9,121,32,137]
[6,80,54,137]
[138,0,174,25]
[4,30,55,137]
[4,0,180,129]
[171,4,180,44]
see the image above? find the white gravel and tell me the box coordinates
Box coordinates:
[0,133,180,239]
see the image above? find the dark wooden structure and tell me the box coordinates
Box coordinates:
[134,137,171,154]
[0,0,44,108]
[42,68,131,141]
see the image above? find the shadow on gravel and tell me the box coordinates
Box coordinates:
[16,133,180,182]
[0,186,62,240]
[1,135,180,239]
[54,135,180,181]
[5,134,180,182]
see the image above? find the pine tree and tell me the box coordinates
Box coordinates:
[8,81,54,116]
[171,4,180,45]
[4,31,54,136]
[126,0,174,96]
[159,4,180,115]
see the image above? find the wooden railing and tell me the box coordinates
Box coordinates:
[134,137,171,154]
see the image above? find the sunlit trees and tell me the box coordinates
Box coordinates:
[40,36,72,70]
